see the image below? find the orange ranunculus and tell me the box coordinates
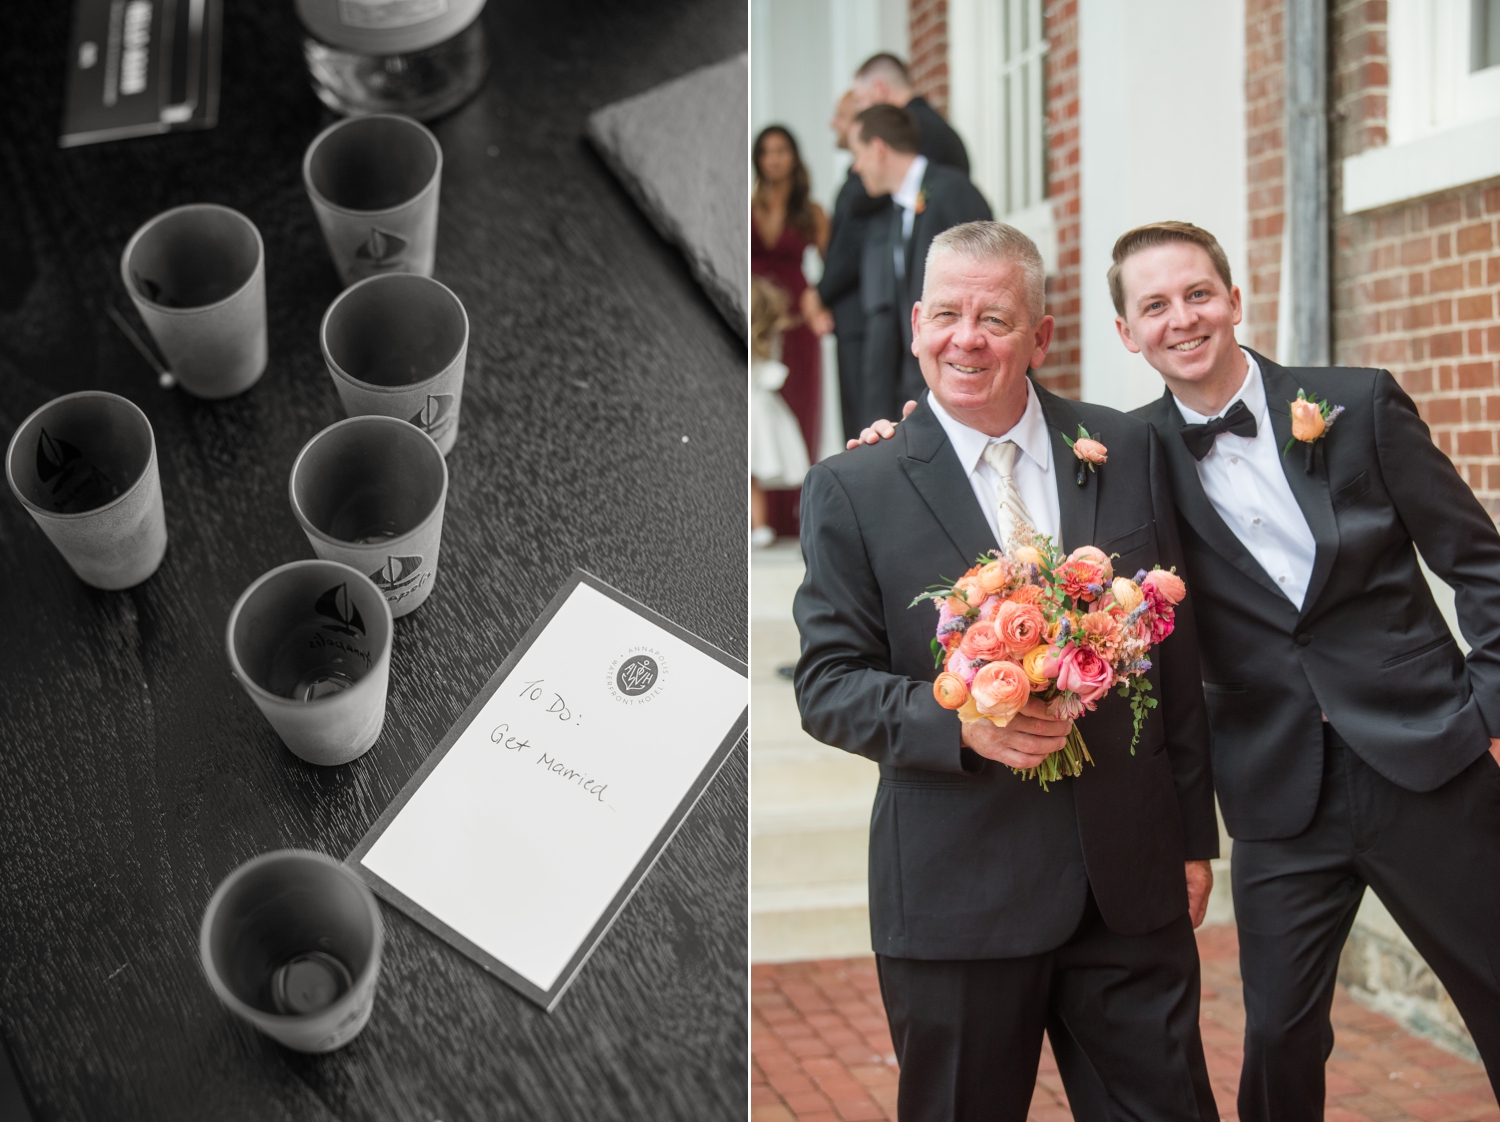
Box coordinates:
[976,558,1013,595]
[933,673,970,709]
[959,619,1008,662]
[1290,398,1326,442]
[1012,545,1046,568]
[1111,577,1144,614]
[1142,569,1187,605]
[1020,645,1053,690]
[995,600,1047,657]
[1073,438,1108,464]
[971,660,1031,725]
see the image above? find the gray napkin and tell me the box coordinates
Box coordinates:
[587,54,748,338]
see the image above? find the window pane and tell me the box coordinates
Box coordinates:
[1474,0,1500,70]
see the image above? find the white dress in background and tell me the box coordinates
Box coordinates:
[751,357,810,490]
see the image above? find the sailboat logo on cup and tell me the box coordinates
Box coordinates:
[409,394,456,442]
[315,582,366,637]
[36,429,82,484]
[355,227,408,270]
[370,555,425,595]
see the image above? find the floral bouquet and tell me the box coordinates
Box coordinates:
[911,528,1187,788]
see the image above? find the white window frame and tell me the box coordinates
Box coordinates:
[948,0,1056,272]
[1345,0,1500,212]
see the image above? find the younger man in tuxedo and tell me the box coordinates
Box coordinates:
[795,221,1219,1121]
[854,221,1500,1119]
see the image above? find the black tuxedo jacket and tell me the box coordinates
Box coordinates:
[1133,351,1500,840]
[858,163,990,425]
[907,95,971,177]
[794,385,1218,960]
[818,169,881,340]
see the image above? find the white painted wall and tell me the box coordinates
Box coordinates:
[751,0,909,210]
[1077,0,1248,411]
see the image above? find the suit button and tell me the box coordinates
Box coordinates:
[1296,633,1313,646]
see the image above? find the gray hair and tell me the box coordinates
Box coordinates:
[922,221,1047,324]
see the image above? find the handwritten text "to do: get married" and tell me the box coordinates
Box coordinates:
[491,722,612,809]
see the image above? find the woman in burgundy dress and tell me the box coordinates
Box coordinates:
[752,125,830,541]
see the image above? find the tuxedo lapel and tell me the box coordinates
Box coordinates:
[1253,351,1341,619]
[1035,382,1097,552]
[897,400,998,564]
[1144,388,1289,602]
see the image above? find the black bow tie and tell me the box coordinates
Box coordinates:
[1180,399,1258,460]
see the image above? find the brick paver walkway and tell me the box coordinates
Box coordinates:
[751,925,1499,1122]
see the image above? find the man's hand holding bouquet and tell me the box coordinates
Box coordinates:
[913,527,1187,787]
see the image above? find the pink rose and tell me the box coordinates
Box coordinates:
[977,595,1003,622]
[1142,569,1186,605]
[1053,644,1114,704]
[1147,608,1175,645]
[970,660,1031,725]
[946,648,979,686]
[995,600,1047,658]
[1290,398,1326,442]
[959,619,1008,662]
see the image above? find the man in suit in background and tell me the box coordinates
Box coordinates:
[1112,221,1500,1120]
[795,220,1219,1121]
[848,104,989,425]
[803,55,974,436]
[851,52,970,176]
[807,91,880,440]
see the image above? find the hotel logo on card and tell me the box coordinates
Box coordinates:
[605,647,667,704]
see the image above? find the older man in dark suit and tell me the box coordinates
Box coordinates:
[794,220,1220,1121]
[848,105,989,427]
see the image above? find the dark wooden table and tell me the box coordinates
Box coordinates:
[0,3,747,1118]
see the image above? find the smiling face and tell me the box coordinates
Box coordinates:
[1113,241,1247,413]
[912,250,1054,435]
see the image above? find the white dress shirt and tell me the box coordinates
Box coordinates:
[1173,350,1317,608]
[892,154,929,242]
[929,382,1061,546]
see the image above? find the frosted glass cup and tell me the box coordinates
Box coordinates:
[5,391,168,589]
[200,849,384,1054]
[302,113,442,286]
[320,273,469,454]
[288,416,449,618]
[121,204,268,399]
[226,559,393,766]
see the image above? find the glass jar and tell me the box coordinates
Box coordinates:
[295,0,489,121]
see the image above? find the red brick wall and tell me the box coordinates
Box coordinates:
[1329,0,1500,512]
[1244,0,1286,356]
[1041,0,1081,399]
[903,0,1080,398]
[908,0,950,115]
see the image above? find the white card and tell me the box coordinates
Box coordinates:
[349,570,748,1010]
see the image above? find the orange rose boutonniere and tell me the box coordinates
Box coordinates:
[1061,423,1107,485]
[1283,389,1344,472]
[913,189,927,215]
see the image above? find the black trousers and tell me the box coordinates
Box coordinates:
[875,892,1217,1122]
[1233,727,1500,1122]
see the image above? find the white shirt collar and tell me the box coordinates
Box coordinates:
[929,380,1051,476]
[1173,348,1266,425]
[892,155,929,212]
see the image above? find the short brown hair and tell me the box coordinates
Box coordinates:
[852,104,919,155]
[1107,221,1233,316]
[854,53,911,89]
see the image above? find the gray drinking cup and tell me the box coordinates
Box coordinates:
[121,204,268,399]
[5,391,168,589]
[200,849,384,1053]
[319,273,469,455]
[302,113,442,286]
[225,559,393,766]
[288,416,449,618]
